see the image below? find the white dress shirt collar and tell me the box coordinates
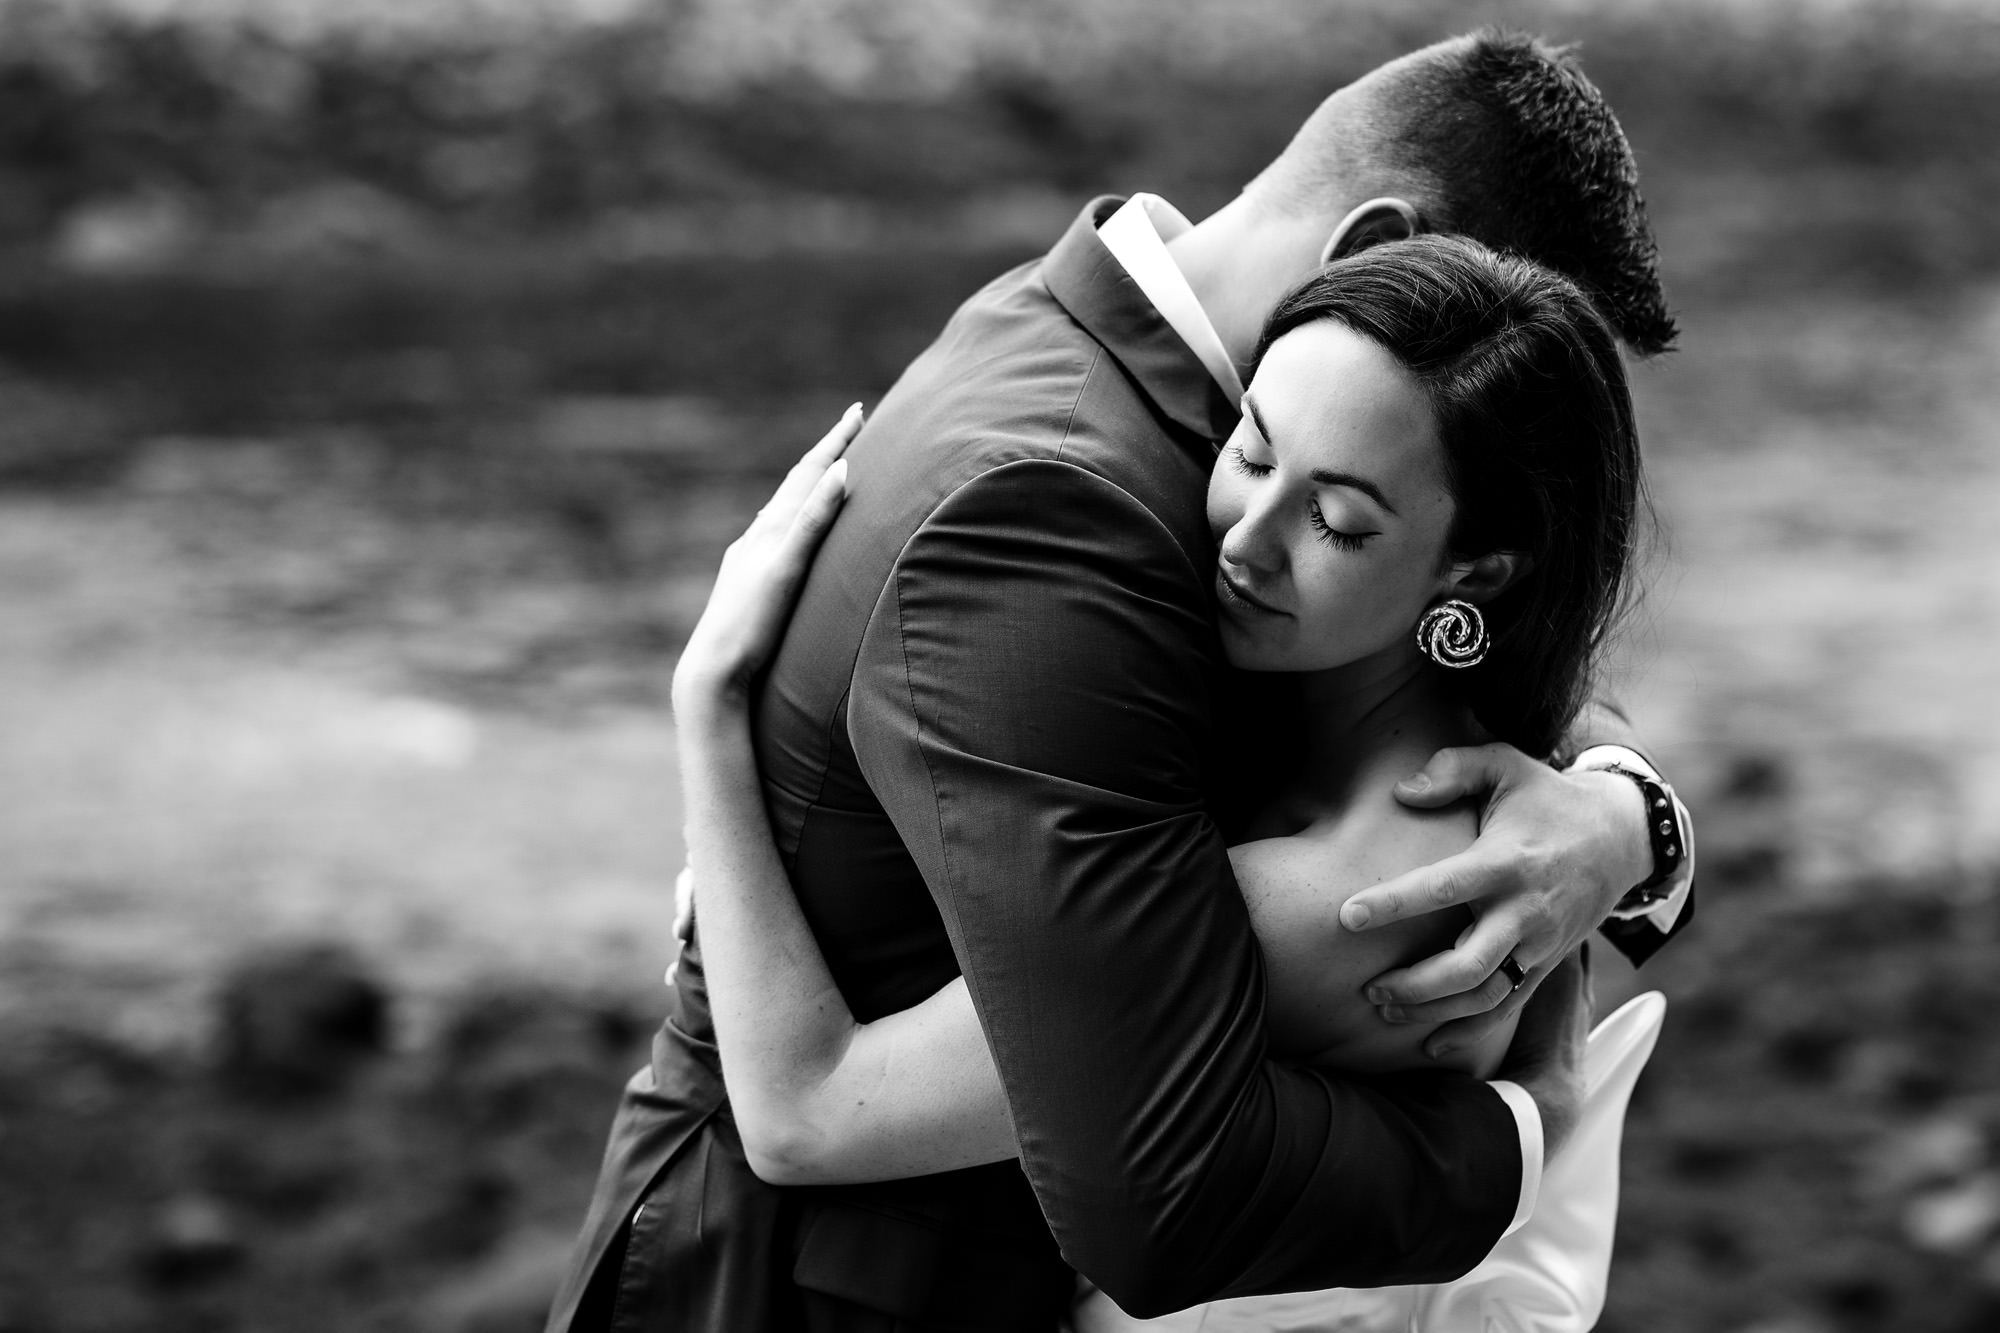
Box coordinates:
[1096,193,1246,407]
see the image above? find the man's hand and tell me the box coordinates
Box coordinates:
[1497,948,1591,1159]
[1337,743,1647,1059]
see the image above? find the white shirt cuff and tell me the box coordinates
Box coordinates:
[1567,744,1694,935]
[1489,1079,1544,1237]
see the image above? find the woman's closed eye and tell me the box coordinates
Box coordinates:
[1230,441,1375,549]
[1308,499,1374,551]
[1227,441,1271,477]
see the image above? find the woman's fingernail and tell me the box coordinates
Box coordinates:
[848,401,864,418]
[1366,987,1390,1005]
[1400,773,1432,794]
[1381,1005,1408,1023]
[1342,903,1371,929]
[1428,1041,1455,1060]
[829,459,849,490]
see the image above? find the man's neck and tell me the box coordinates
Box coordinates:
[1166,198,1318,385]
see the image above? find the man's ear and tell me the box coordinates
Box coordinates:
[1446,550,1531,604]
[1319,197,1421,266]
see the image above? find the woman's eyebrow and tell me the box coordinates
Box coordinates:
[1242,391,1273,443]
[1309,468,1398,516]
[1244,389,1398,515]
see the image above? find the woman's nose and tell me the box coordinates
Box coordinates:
[1221,490,1285,575]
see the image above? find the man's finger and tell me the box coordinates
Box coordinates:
[1391,742,1517,809]
[1364,905,1528,1005]
[1424,975,1541,1059]
[1492,949,1589,1069]
[1340,848,1509,932]
[1377,964,1521,1027]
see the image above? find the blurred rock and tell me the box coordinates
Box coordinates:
[1733,1317,1834,1333]
[1795,743,1963,890]
[1902,1174,2000,1255]
[245,180,434,262]
[1767,1018,1849,1085]
[32,1024,171,1116]
[1814,1275,1894,1326]
[1721,753,1792,802]
[1694,749,1795,889]
[141,1192,245,1288]
[0,373,131,483]
[406,1169,514,1263]
[214,942,390,1096]
[1839,1039,1947,1106]
[1861,1113,1988,1196]
[52,191,203,273]
[1978,1239,2000,1291]
[1668,1133,1754,1183]
[429,986,643,1129]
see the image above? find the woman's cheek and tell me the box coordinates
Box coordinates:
[1305,551,1402,657]
[1205,467,1242,540]
[1294,550,1352,650]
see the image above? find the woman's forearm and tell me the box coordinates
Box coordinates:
[676,694,857,1150]
[675,690,1016,1185]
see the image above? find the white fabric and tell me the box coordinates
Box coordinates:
[1069,993,1668,1333]
[1488,1080,1544,1238]
[1566,745,1694,934]
[1096,194,1247,404]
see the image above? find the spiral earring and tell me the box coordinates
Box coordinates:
[1416,599,1489,669]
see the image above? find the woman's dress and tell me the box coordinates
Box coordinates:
[1070,992,1668,1333]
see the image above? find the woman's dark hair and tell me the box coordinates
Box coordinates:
[1253,234,1643,756]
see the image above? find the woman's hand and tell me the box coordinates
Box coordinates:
[670,404,860,716]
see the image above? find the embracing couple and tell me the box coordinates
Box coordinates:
[551,28,1695,1333]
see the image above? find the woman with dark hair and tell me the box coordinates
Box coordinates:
[668,235,1666,1331]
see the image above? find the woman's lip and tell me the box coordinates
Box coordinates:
[1216,565,1286,616]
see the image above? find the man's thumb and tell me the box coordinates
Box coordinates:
[1394,750,1466,807]
[1393,743,1512,809]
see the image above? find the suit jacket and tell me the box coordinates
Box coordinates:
[547,198,1537,1333]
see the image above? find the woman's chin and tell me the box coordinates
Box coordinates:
[1218,627,1296,673]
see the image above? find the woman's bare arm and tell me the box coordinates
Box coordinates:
[675,704,1016,1184]
[670,407,1014,1186]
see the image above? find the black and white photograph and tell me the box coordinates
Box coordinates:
[1,1,1996,1330]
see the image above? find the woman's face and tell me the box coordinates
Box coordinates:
[1206,320,1461,674]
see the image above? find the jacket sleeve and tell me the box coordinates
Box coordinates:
[847,459,1523,1317]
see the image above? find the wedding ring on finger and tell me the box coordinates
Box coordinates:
[1497,954,1528,993]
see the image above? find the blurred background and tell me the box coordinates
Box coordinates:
[1,0,1998,1328]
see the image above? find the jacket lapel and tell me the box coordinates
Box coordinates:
[1041,197,1241,451]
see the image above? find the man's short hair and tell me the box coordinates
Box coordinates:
[1257,29,1678,356]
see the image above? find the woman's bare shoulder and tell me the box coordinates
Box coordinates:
[1228,781,1501,1077]
[1231,779,1477,897]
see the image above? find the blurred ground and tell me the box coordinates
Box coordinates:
[3,1,2000,1330]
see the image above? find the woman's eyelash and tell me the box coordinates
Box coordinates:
[1228,443,1271,476]
[1308,500,1369,551]
[1232,443,1370,550]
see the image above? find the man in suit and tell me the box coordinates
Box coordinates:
[551,28,1694,1332]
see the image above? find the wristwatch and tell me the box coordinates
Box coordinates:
[1567,745,1693,920]
[1600,764,1685,913]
